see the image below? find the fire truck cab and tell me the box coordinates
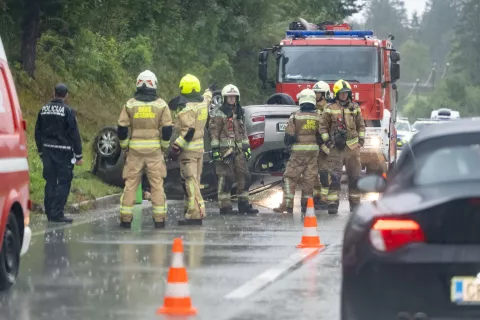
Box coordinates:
[258,20,401,174]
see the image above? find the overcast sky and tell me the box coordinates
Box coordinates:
[351,0,428,21]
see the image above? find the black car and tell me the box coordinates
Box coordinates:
[342,119,480,320]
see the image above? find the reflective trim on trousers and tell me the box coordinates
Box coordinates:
[184,140,204,151]
[211,139,220,148]
[327,194,339,201]
[129,140,161,149]
[291,144,319,151]
[120,206,133,214]
[120,139,130,149]
[152,205,167,215]
[346,137,359,147]
[284,178,294,207]
[321,188,329,196]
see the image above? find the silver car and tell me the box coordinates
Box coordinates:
[91,104,297,198]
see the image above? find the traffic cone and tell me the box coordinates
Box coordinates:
[297,198,325,248]
[157,238,197,316]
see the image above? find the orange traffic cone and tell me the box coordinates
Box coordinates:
[297,198,325,248]
[157,238,197,316]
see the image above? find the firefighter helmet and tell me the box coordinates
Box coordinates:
[136,70,158,89]
[179,74,201,94]
[297,88,316,105]
[221,84,241,102]
[333,80,352,98]
[312,81,332,100]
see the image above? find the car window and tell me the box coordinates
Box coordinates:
[414,145,480,186]
[0,67,15,134]
[396,122,410,131]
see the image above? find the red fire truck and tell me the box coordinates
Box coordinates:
[258,20,401,173]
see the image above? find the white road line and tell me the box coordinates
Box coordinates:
[224,247,324,300]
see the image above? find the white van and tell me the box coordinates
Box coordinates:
[431,108,460,120]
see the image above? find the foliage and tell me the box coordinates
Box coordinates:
[398,39,430,83]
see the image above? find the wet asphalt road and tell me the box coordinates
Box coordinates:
[0,185,350,320]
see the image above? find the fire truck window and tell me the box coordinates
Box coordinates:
[279,46,379,84]
[0,67,15,134]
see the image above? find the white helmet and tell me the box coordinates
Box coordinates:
[221,84,241,102]
[297,88,316,105]
[312,81,332,100]
[136,70,158,89]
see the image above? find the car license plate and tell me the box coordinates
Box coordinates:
[451,276,480,304]
[278,123,288,132]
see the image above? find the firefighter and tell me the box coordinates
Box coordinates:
[170,74,213,225]
[34,83,83,223]
[117,70,173,229]
[209,84,259,215]
[319,79,365,214]
[274,89,322,214]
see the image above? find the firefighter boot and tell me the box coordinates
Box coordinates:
[152,218,165,229]
[316,198,328,211]
[220,206,238,215]
[273,204,293,214]
[350,203,359,213]
[238,200,259,215]
[327,203,339,215]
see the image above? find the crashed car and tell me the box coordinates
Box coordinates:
[91,104,298,199]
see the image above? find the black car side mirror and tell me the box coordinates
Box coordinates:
[357,175,387,193]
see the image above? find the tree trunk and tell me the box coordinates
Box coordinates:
[20,0,41,78]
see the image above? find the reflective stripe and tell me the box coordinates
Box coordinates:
[161,139,170,149]
[325,109,341,114]
[321,133,329,141]
[171,253,184,268]
[152,205,166,215]
[175,136,187,149]
[165,283,190,298]
[120,139,129,149]
[302,227,319,237]
[321,188,329,196]
[346,137,359,147]
[359,131,365,138]
[242,139,250,145]
[0,157,29,173]
[343,109,359,114]
[120,206,133,214]
[129,140,161,149]
[238,192,249,199]
[126,100,167,109]
[327,194,339,201]
[294,115,319,120]
[291,144,319,151]
[321,144,330,155]
[184,139,204,151]
[211,139,220,147]
[219,141,234,147]
[44,144,71,150]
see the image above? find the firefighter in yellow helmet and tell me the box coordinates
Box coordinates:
[319,80,365,214]
[274,89,322,214]
[117,70,173,228]
[168,74,214,225]
[311,81,332,210]
[209,84,259,215]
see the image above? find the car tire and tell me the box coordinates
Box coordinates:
[95,126,120,159]
[266,93,295,105]
[0,212,21,291]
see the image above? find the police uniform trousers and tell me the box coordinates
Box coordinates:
[216,151,251,209]
[283,151,318,209]
[120,149,167,223]
[179,150,205,220]
[42,148,74,220]
[326,146,361,210]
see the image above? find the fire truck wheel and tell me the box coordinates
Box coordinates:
[0,211,20,291]
[266,93,295,105]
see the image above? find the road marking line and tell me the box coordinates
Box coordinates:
[224,247,324,299]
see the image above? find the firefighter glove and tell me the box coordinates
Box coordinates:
[244,147,252,160]
[212,148,221,161]
[359,137,365,147]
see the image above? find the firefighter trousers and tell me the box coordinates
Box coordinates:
[282,152,318,209]
[120,149,167,223]
[326,147,361,211]
[312,152,330,202]
[216,151,251,209]
[179,151,205,220]
[42,148,74,220]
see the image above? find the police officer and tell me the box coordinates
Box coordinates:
[319,80,365,214]
[274,89,322,214]
[34,83,82,223]
[170,74,213,225]
[117,70,173,228]
[209,84,259,215]
[312,81,332,210]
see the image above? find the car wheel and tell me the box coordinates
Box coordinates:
[0,212,21,291]
[266,93,295,105]
[96,126,120,159]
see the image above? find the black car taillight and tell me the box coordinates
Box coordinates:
[369,218,425,252]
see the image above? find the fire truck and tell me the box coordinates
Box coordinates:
[258,19,401,173]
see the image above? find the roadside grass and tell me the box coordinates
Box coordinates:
[17,64,123,212]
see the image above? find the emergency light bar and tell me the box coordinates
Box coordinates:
[286,30,374,38]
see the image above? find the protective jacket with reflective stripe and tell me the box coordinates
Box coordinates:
[285,110,322,155]
[209,104,250,154]
[319,101,365,150]
[117,97,173,154]
[173,90,212,154]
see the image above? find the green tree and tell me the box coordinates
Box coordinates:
[398,39,430,83]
